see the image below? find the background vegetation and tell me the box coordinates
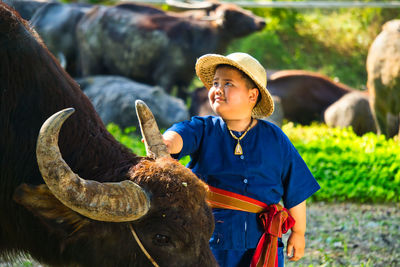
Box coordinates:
[226,5,396,90]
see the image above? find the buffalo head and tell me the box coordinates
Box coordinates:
[14,103,216,266]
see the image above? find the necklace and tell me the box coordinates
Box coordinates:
[227,117,253,156]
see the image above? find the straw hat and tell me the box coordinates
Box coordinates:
[195,52,274,118]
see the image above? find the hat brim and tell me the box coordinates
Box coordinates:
[195,54,274,118]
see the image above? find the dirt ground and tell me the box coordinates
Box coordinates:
[1,202,399,267]
[284,202,400,267]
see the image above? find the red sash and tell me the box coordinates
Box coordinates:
[207,185,295,267]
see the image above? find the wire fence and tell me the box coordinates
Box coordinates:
[122,0,400,9]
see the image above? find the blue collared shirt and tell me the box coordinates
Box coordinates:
[167,116,320,249]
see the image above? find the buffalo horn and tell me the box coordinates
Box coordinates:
[36,108,150,222]
[135,100,171,158]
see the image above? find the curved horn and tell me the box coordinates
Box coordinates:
[166,0,214,10]
[135,100,171,158]
[36,108,150,222]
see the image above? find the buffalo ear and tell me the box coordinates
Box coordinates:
[13,183,90,233]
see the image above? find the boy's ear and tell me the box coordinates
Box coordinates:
[249,88,259,103]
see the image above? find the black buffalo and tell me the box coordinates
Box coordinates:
[0,3,216,266]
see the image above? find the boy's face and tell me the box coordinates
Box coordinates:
[208,66,259,120]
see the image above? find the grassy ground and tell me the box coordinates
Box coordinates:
[284,202,400,267]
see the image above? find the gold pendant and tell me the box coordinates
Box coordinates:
[234,142,243,155]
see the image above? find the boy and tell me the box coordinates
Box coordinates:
[163,52,320,267]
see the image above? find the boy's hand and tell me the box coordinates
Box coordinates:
[162,131,183,154]
[286,231,305,261]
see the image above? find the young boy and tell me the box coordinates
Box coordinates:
[163,52,320,267]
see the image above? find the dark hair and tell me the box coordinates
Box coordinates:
[216,64,261,104]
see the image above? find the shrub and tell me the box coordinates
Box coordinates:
[283,123,400,203]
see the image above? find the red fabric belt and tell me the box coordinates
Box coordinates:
[207,185,295,267]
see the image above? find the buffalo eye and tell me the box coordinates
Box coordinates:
[153,234,170,246]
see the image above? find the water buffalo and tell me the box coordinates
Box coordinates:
[324,91,376,136]
[0,3,216,266]
[76,1,265,99]
[367,19,400,138]
[267,70,353,124]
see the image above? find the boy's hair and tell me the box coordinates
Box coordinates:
[216,64,261,103]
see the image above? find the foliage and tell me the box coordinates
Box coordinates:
[108,123,400,204]
[106,123,146,156]
[227,5,400,90]
[283,122,400,203]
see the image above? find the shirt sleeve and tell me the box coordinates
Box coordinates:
[280,133,320,209]
[165,116,205,159]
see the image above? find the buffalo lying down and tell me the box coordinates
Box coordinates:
[267,70,353,124]
[0,3,216,266]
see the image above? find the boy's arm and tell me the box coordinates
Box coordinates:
[287,200,306,261]
[163,131,183,154]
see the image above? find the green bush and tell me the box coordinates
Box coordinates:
[107,123,400,204]
[283,122,400,203]
[106,124,146,156]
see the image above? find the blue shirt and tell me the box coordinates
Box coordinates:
[167,116,320,250]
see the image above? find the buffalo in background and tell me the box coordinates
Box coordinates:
[324,91,376,136]
[30,1,92,76]
[0,3,216,266]
[267,70,353,124]
[4,0,91,76]
[76,1,266,99]
[367,19,400,138]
